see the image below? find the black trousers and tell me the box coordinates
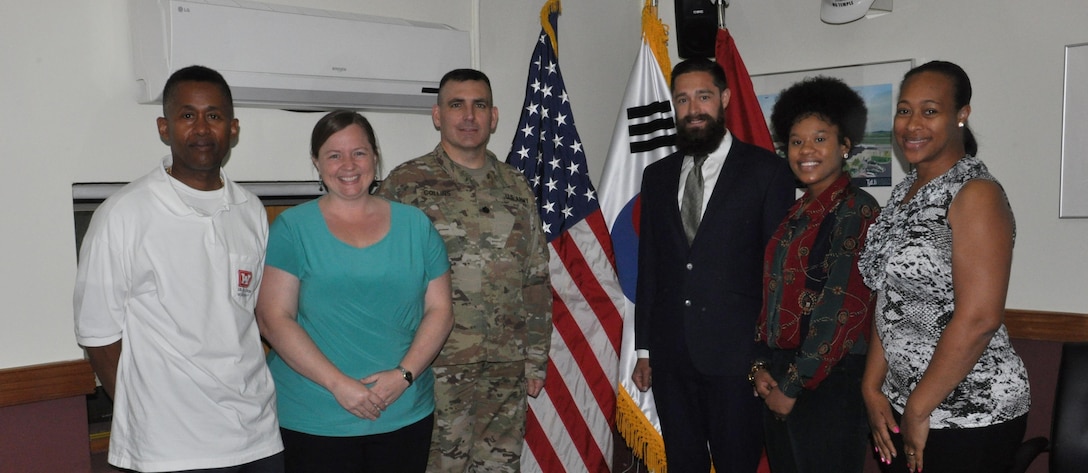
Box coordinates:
[652,352,764,472]
[280,414,433,473]
[762,354,869,473]
[882,409,1028,473]
[130,452,285,473]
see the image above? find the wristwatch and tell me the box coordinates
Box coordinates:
[396,365,414,387]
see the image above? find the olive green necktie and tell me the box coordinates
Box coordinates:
[681,154,708,243]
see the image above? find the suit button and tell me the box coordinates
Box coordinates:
[686,263,693,270]
[684,300,692,307]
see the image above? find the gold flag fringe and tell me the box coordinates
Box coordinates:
[540,0,561,54]
[616,386,668,473]
[641,0,672,87]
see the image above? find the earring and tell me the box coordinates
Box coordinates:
[958,122,965,128]
[843,153,849,159]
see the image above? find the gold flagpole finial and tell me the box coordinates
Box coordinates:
[642,0,672,85]
[540,0,561,54]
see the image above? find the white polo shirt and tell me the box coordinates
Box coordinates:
[74,157,282,472]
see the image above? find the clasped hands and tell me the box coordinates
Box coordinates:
[329,368,410,420]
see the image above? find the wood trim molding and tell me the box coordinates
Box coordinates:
[0,360,96,408]
[1006,309,1088,342]
[0,310,1080,409]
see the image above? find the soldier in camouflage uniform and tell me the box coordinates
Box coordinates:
[379,68,552,472]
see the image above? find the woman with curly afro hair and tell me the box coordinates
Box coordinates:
[749,76,881,473]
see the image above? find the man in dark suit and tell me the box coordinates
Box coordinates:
[631,57,795,472]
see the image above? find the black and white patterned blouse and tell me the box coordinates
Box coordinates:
[858,156,1030,429]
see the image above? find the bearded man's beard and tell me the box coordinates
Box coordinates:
[675,110,727,156]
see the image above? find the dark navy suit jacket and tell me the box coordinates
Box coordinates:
[634,137,795,377]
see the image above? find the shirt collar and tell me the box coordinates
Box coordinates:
[687,130,733,166]
[153,155,247,216]
[432,144,510,187]
[800,173,852,219]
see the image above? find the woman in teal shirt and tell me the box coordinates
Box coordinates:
[257,110,453,472]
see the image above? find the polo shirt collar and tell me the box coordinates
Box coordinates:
[152,155,246,216]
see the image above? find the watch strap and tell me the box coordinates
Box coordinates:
[396,365,414,386]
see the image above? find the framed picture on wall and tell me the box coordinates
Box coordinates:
[751,59,914,206]
[1061,43,1088,218]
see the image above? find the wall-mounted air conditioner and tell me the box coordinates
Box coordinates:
[130,0,471,112]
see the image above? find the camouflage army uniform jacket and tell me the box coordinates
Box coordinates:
[380,145,552,380]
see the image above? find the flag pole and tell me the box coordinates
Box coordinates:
[717,0,729,29]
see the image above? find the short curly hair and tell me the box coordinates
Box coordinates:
[769,76,867,155]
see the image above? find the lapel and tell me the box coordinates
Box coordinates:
[660,152,685,233]
[701,140,744,229]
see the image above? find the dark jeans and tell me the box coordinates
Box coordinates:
[280,414,433,473]
[124,451,286,473]
[762,353,869,473]
[881,409,1027,473]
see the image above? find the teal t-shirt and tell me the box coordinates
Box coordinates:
[266,199,449,436]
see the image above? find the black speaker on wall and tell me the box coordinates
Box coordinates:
[674,0,718,58]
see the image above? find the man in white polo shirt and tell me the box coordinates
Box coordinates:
[73,65,283,473]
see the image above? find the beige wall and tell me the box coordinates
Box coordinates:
[710,0,1088,315]
[2,0,1085,369]
[0,0,642,369]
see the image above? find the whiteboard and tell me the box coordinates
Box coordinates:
[1061,43,1088,217]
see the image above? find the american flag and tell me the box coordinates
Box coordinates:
[506,5,625,472]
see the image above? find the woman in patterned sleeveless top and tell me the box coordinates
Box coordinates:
[858,61,1030,473]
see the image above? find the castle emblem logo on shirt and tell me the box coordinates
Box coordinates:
[238,270,254,288]
[235,269,256,299]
